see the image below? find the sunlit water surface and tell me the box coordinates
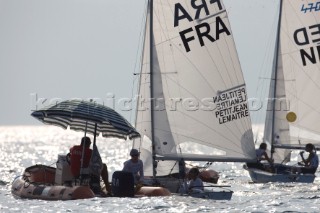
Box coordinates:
[0,126,319,212]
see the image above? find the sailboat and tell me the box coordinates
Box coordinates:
[132,0,257,199]
[245,0,320,183]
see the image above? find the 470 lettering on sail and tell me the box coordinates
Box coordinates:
[174,0,230,52]
[301,2,320,13]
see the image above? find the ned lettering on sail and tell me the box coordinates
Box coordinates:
[213,86,249,124]
[294,23,320,66]
[174,0,230,52]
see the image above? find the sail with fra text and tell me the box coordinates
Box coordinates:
[134,0,256,177]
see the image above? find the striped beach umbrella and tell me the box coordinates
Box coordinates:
[31,99,140,140]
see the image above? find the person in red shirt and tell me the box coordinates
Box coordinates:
[69,136,92,177]
[69,136,112,196]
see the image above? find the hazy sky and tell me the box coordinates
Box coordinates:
[0,0,279,125]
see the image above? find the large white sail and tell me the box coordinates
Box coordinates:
[134,0,256,176]
[265,0,320,163]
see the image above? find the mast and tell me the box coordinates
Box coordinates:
[149,0,157,179]
[270,0,283,160]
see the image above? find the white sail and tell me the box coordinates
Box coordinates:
[265,0,320,163]
[264,45,291,163]
[134,0,256,176]
[134,5,179,176]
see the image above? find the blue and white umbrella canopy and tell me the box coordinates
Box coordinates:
[31,100,140,140]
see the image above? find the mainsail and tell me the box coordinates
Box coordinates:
[134,0,256,177]
[264,0,320,163]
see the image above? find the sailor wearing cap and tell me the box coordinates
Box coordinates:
[122,149,144,184]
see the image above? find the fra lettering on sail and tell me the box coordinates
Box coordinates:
[174,0,230,52]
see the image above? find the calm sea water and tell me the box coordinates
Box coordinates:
[0,126,319,212]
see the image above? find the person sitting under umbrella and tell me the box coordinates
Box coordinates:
[69,136,112,196]
[69,137,92,178]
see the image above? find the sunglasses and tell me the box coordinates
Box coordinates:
[131,154,139,157]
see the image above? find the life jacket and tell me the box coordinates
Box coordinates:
[69,145,92,177]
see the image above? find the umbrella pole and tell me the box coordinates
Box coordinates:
[84,121,88,137]
[89,123,102,193]
[80,122,88,183]
[93,123,97,145]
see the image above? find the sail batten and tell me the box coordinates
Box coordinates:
[198,9,227,22]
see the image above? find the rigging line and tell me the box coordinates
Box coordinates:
[136,4,152,133]
[251,13,278,132]
[131,0,149,126]
[130,76,139,124]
